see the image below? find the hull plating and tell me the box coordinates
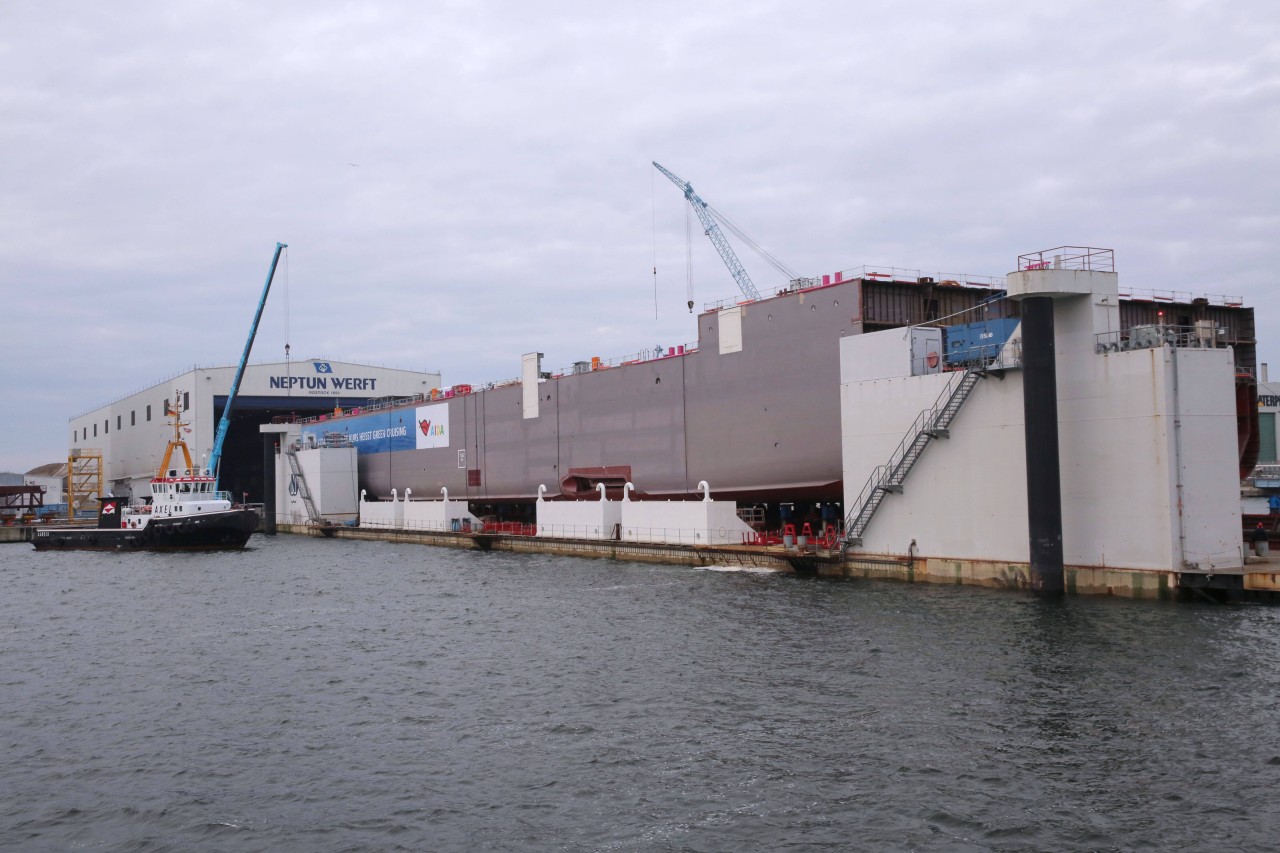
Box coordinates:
[307,279,1000,504]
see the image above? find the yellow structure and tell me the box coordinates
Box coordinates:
[67,448,103,521]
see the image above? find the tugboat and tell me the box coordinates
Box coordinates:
[32,396,259,551]
[33,242,289,552]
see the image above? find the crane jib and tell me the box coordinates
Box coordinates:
[652,162,762,303]
[207,241,288,490]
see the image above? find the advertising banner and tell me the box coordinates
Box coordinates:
[298,402,450,455]
[414,403,449,449]
[301,410,414,455]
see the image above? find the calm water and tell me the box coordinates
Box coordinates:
[3,536,1279,852]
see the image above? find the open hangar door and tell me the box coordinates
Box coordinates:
[210,395,381,504]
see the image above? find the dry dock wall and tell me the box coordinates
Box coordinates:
[275,523,1280,601]
[841,267,1243,576]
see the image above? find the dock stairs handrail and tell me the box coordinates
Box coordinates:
[284,444,321,523]
[841,368,983,552]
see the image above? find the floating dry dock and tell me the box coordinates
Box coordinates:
[260,246,1261,601]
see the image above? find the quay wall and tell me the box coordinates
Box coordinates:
[277,525,1280,601]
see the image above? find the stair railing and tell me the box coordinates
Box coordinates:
[841,369,979,551]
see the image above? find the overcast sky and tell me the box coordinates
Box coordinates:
[2,0,1277,472]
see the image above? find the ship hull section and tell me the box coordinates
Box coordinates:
[313,280,890,504]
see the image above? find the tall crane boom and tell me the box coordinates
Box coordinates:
[208,241,288,488]
[652,162,762,303]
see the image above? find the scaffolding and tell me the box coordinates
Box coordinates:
[67,448,103,521]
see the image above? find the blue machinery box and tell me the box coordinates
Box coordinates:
[944,318,1020,366]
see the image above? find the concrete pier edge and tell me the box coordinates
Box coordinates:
[278,523,1280,603]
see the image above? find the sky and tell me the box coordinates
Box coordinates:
[2,0,1278,472]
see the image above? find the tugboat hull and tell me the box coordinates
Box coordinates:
[32,509,259,552]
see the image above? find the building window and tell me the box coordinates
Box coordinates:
[104,420,108,435]
[131,411,136,426]
[146,404,152,422]
[183,391,190,410]
[93,424,97,437]
[116,415,121,430]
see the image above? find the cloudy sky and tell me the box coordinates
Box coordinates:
[2,0,1277,472]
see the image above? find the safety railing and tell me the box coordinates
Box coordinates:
[700,267,1004,312]
[741,525,842,550]
[1248,465,1280,485]
[1094,325,1226,354]
[359,517,480,534]
[1018,246,1114,273]
[546,342,700,378]
[294,393,429,425]
[1116,287,1244,307]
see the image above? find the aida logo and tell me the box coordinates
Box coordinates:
[414,402,449,449]
[313,362,333,374]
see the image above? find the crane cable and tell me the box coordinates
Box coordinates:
[685,203,695,311]
[705,202,798,281]
[283,247,292,398]
[650,168,658,320]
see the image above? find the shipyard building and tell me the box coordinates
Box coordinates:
[68,360,440,506]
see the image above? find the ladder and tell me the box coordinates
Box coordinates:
[284,444,321,523]
[841,369,983,551]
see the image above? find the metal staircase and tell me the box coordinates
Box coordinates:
[841,369,983,551]
[284,444,321,523]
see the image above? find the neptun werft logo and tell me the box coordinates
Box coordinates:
[313,362,333,374]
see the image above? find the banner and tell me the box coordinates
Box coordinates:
[414,403,449,449]
[298,402,450,454]
[301,411,414,455]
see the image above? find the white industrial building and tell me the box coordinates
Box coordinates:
[69,359,440,501]
[841,258,1243,579]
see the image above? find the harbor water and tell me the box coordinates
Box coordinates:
[3,535,1280,851]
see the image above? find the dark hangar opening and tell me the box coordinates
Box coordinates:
[209,394,382,504]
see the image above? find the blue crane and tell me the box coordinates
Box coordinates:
[652,162,762,303]
[208,241,288,489]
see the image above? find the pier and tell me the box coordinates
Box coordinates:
[279,522,1280,603]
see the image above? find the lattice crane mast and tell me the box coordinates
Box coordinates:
[652,161,762,303]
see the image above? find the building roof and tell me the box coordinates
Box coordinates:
[25,462,67,477]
